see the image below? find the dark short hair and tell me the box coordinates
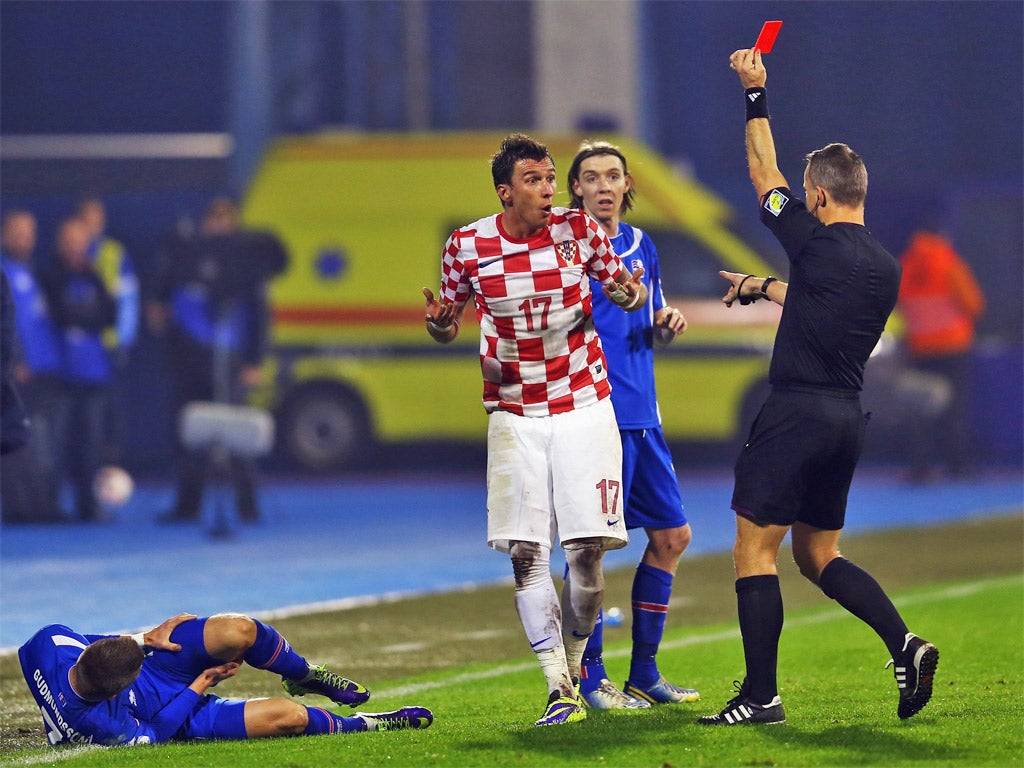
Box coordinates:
[804,143,868,207]
[491,133,553,188]
[566,140,636,213]
[76,638,144,700]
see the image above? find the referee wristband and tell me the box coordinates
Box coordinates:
[737,274,759,305]
[745,87,769,121]
[760,276,777,299]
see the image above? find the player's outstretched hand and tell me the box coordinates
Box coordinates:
[422,287,458,328]
[145,613,198,652]
[729,48,766,89]
[719,270,749,308]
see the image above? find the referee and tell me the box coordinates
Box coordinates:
[698,47,939,726]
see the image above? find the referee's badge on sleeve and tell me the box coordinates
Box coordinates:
[764,189,789,217]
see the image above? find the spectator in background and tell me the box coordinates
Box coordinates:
[77,195,140,468]
[38,216,118,522]
[1,270,32,457]
[898,224,986,480]
[148,197,287,525]
[0,210,64,523]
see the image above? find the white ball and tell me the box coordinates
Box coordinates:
[94,466,134,507]
[605,606,624,627]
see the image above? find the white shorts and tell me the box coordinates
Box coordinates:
[486,398,629,553]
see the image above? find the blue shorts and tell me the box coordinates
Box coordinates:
[620,427,687,531]
[132,618,248,740]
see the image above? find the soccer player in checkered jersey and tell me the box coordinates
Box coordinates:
[422,133,648,727]
[566,141,700,710]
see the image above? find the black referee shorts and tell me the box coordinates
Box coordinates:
[732,386,867,530]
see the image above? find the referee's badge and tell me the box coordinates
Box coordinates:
[764,189,789,217]
[556,240,581,266]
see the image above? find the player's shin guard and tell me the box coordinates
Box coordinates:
[564,562,608,694]
[244,619,312,680]
[511,541,559,651]
[304,706,367,734]
[563,542,604,679]
[511,541,573,697]
[628,562,673,687]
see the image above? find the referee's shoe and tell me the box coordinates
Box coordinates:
[697,679,785,725]
[887,633,939,719]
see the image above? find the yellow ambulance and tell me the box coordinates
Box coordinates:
[242,132,781,471]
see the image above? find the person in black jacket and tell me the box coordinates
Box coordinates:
[38,217,118,522]
[148,198,287,524]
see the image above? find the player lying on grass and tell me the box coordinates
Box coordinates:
[19,612,433,746]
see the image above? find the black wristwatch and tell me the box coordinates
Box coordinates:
[760,276,777,299]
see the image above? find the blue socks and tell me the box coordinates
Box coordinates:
[303,706,367,734]
[627,562,673,688]
[579,611,607,695]
[243,619,312,681]
[579,563,676,693]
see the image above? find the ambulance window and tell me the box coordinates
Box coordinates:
[644,229,736,298]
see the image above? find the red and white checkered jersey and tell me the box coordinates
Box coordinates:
[439,207,626,417]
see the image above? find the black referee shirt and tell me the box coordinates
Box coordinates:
[759,187,901,392]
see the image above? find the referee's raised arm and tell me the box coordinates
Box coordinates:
[729,48,787,201]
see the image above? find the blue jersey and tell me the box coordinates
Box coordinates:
[0,256,61,375]
[589,223,665,430]
[19,625,202,746]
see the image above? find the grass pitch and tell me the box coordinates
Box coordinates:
[1,513,1021,767]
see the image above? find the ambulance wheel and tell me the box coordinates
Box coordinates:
[280,384,371,472]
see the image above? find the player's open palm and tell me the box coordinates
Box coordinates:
[421,287,458,327]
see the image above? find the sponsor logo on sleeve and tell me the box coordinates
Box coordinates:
[764,190,789,217]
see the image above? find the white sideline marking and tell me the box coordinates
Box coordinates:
[6,745,100,765]
[378,574,1021,698]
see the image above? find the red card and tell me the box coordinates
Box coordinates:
[754,20,782,54]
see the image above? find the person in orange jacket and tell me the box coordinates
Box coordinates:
[898,225,986,479]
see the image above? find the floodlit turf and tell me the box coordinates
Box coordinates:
[1,514,1021,767]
